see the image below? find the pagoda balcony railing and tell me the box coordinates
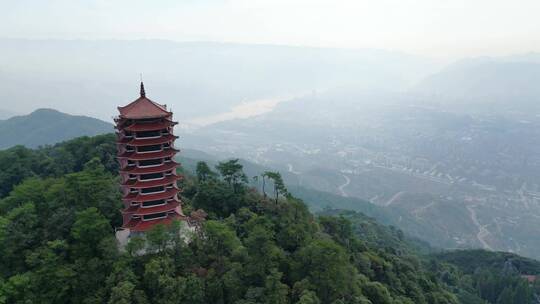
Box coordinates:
[141,200,167,208]
[138,176,165,182]
[137,161,164,168]
[142,212,168,221]
[136,147,163,154]
[140,188,166,195]
[135,130,162,139]
[135,134,162,140]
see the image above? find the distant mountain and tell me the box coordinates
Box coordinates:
[412,59,540,117]
[0,108,17,120]
[0,38,436,121]
[0,108,113,149]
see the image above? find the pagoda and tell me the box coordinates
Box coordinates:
[115,82,184,234]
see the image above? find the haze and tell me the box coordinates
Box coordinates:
[2,0,540,58]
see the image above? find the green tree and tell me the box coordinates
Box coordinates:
[362,282,393,304]
[263,171,288,204]
[216,159,248,193]
[24,240,75,303]
[496,287,514,304]
[146,223,169,253]
[108,281,136,304]
[296,290,321,304]
[264,269,290,304]
[292,239,357,303]
[196,161,217,182]
[70,207,113,258]
[1,203,39,274]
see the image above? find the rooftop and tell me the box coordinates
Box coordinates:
[117,82,171,119]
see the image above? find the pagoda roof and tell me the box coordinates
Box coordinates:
[117,148,178,160]
[118,134,178,146]
[122,200,180,215]
[120,161,179,174]
[123,208,185,232]
[117,82,171,119]
[122,187,179,201]
[122,175,182,188]
[122,120,176,132]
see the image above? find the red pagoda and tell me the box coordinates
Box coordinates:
[115,82,184,233]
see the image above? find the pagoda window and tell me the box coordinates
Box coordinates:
[136,130,161,139]
[141,186,165,194]
[138,159,162,167]
[142,199,166,208]
[142,212,167,221]
[140,172,164,181]
[137,144,162,153]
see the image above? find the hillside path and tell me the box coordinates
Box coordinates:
[466,205,493,250]
[385,191,405,206]
[338,174,350,197]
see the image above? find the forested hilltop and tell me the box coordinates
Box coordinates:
[0,109,112,150]
[0,135,539,303]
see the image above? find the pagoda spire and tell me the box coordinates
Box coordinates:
[140,81,146,97]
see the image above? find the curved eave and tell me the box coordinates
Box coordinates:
[120,162,179,174]
[122,187,179,201]
[123,121,177,132]
[122,201,180,215]
[117,95,171,119]
[118,112,172,120]
[117,148,179,160]
[124,211,186,232]
[122,175,182,189]
[117,134,178,146]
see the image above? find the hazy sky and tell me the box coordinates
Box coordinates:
[2,0,540,58]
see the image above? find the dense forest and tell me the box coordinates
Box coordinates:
[0,135,539,303]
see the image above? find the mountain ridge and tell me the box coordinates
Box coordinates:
[0,108,113,149]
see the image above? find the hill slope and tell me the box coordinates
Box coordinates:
[1,134,539,303]
[0,108,112,149]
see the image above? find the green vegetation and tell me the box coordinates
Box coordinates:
[0,135,538,303]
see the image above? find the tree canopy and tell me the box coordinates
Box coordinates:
[0,135,538,304]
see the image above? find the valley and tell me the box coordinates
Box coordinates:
[181,79,540,259]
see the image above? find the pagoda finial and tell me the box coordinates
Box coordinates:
[139,73,146,97]
[140,81,146,97]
